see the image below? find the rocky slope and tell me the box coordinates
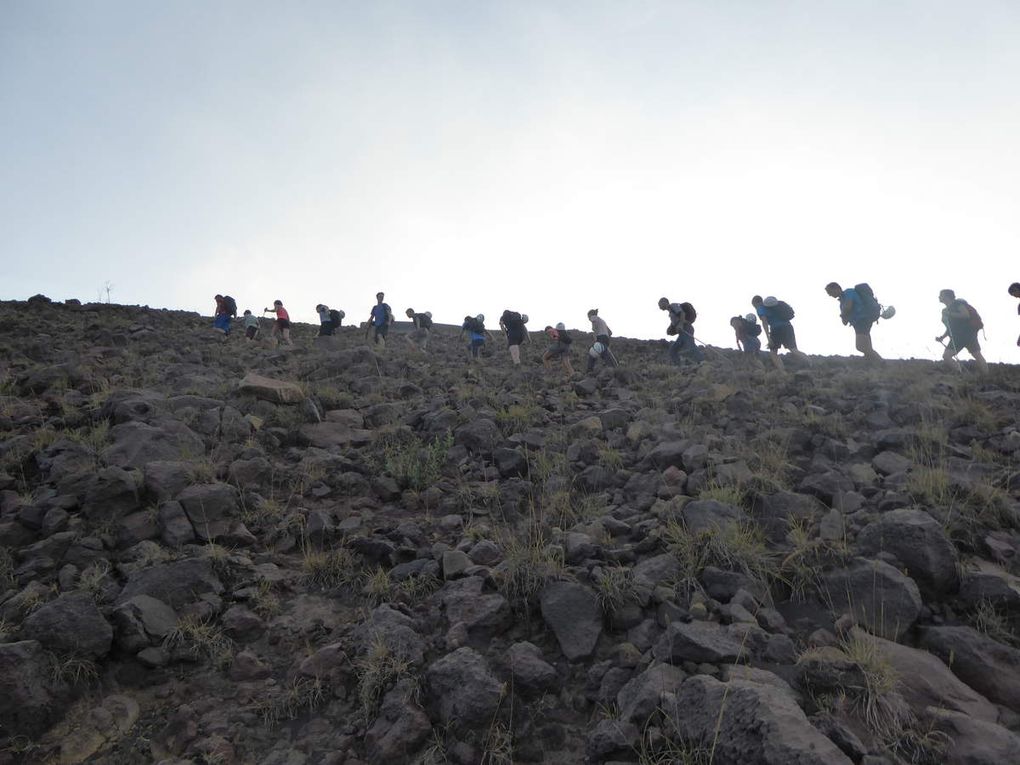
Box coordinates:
[1,296,1019,765]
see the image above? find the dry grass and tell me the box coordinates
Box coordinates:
[255,678,328,727]
[495,523,567,609]
[664,519,777,597]
[302,544,361,590]
[356,637,413,717]
[594,566,642,617]
[48,654,99,686]
[163,617,233,668]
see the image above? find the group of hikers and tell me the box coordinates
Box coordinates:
[212,282,1020,374]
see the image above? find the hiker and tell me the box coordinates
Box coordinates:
[242,310,259,340]
[543,323,574,376]
[751,295,809,370]
[460,314,493,360]
[824,282,882,361]
[263,300,293,346]
[330,307,345,330]
[1010,282,1020,347]
[405,308,433,352]
[213,294,236,335]
[316,304,335,336]
[366,292,393,347]
[730,314,763,364]
[586,308,617,372]
[658,297,704,365]
[499,309,529,365]
[936,289,988,374]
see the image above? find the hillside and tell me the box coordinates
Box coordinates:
[1,296,1020,765]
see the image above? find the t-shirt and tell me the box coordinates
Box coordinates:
[371,303,391,327]
[942,299,976,337]
[667,304,688,334]
[590,316,611,337]
[318,308,331,323]
[274,306,290,321]
[840,289,869,324]
[243,315,259,328]
[756,305,790,329]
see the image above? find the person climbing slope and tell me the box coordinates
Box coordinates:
[367,292,393,348]
[544,323,574,376]
[824,282,883,361]
[499,309,529,365]
[263,300,293,346]
[936,289,988,374]
[658,297,704,365]
[586,309,617,372]
[751,295,809,371]
[405,308,433,352]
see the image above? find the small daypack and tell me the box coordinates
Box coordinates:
[745,319,763,337]
[329,309,343,326]
[466,317,484,334]
[774,301,795,321]
[222,296,238,317]
[853,283,881,322]
[417,313,433,330]
[559,330,573,345]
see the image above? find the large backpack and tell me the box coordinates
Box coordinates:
[503,310,523,328]
[853,283,881,322]
[466,317,484,334]
[679,302,697,324]
[222,295,238,317]
[417,313,433,330]
[558,329,573,345]
[958,300,983,331]
[743,318,763,337]
[774,301,795,321]
[329,309,343,327]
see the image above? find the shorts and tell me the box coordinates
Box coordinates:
[947,332,980,355]
[768,324,797,351]
[276,319,291,330]
[245,326,257,339]
[214,314,231,333]
[506,330,526,346]
[373,324,389,340]
[850,319,874,335]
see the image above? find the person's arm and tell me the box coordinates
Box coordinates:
[734,330,743,351]
[839,296,854,323]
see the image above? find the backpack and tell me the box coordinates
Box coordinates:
[466,317,484,334]
[959,300,983,331]
[222,295,237,317]
[503,310,523,329]
[853,283,881,322]
[743,319,762,337]
[417,313,433,330]
[329,309,343,326]
[558,329,573,345]
[679,302,697,323]
[774,301,795,321]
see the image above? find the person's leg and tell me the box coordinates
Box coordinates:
[683,333,705,363]
[972,350,989,374]
[509,344,521,365]
[669,338,682,365]
[543,350,553,369]
[855,328,882,360]
[768,344,785,371]
[282,328,292,345]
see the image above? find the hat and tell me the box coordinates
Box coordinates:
[763,296,778,307]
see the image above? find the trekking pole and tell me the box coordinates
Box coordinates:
[693,337,735,367]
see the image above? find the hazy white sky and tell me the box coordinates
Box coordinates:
[2,1,1018,361]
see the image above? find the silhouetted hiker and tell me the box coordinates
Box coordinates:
[658,297,704,365]
[316,304,335,336]
[1010,282,1020,347]
[730,314,763,364]
[936,289,988,374]
[405,308,433,352]
[825,282,882,361]
[751,295,809,371]
[242,310,259,340]
[263,300,293,346]
[460,314,493,360]
[586,309,617,372]
[366,292,393,348]
[544,323,574,376]
[213,294,236,335]
[499,310,529,365]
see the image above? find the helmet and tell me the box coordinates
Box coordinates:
[476,314,484,322]
[880,306,896,320]
[589,342,606,358]
[521,314,528,323]
[556,322,565,331]
[763,296,778,307]
[424,311,432,319]
[744,313,758,324]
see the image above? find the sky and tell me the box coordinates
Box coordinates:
[2,1,1018,362]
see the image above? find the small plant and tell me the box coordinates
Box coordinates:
[356,637,413,717]
[597,444,626,471]
[779,519,849,601]
[479,720,514,765]
[163,617,233,668]
[972,599,1019,647]
[49,654,99,686]
[495,523,566,609]
[377,431,453,491]
[664,520,777,597]
[251,580,282,619]
[594,566,642,617]
[363,567,395,606]
[77,560,111,601]
[697,481,745,507]
[302,544,361,590]
[255,678,327,727]
[0,547,15,592]
[495,403,543,436]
